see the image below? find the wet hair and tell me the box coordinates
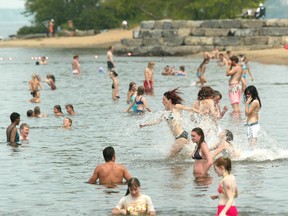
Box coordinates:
[47,74,56,83]
[180,65,185,71]
[197,86,214,100]
[65,117,72,126]
[34,106,41,116]
[163,88,184,105]
[110,70,118,77]
[73,55,79,59]
[244,85,262,107]
[20,123,29,130]
[191,127,205,148]
[214,156,232,174]
[36,61,40,65]
[54,105,63,113]
[103,146,115,162]
[230,55,239,63]
[128,82,136,91]
[225,130,233,142]
[27,110,33,117]
[10,112,20,122]
[137,86,145,96]
[125,177,141,196]
[65,104,74,111]
[213,90,222,100]
[219,53,224,57]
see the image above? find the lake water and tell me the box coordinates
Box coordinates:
[0,48,288,216]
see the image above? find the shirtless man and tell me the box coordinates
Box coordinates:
[217,53,228,67]
[72,55,80,74]
[107,46,115,70]
[30,91,41,103]
[87,146,132,185]
[6,112,21,146]
[29,74,42,97]
[203,46,219,60]
[144,61,155,93]
[226,55,243,113]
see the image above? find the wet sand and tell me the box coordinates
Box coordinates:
[1,28,287,66]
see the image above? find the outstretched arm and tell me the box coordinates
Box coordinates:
[87,167,99,184]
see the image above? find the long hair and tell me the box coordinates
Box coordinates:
[197,86,214,100]
[225,130,233,142]
[128,82,136,91]
[214,156,232,174]
[163,88,184,105]
[125,177,141,196]
[244,85,262,108]
[192,127,205,148]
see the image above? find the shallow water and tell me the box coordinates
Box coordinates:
[0,48,288,216]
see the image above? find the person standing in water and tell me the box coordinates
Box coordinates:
[244,85,261,145]
[140,88,199,157]
[109,70,120,100]
[6,112,21,146]
[72,55,80,74]
[126,86,152,114]
[107,45,115,70]
[112,177,156,215]
[29,74,42,97]
[210,157,238,216]
[226,55,243,114]
[126,82,137,112]
[196,58,209,86]
[143,61,155,93]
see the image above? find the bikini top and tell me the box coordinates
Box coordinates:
[217,175,237,197]
[192,147,203,160]
[112,83,115,89]
[135,97,144,105]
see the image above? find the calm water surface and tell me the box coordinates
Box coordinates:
[0,48,288,216]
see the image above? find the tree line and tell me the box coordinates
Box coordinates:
[18,0,264,35]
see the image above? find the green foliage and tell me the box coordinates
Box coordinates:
[17,24,47,35]
[22,0,266,34]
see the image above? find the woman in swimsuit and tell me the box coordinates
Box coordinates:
[241,56,254,92]
[54,105,64,116]
[126,86,152,114]
[210,129,240,159]
[140,88,199,157]
[109,70,120,100]
[210,156,238,216]
[196,58,209,86]
[6,112,21,146]
[191,127,213,175]
[126,82,137,112]
[244,85,261,145]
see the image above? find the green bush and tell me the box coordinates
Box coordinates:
[17,25,48,35]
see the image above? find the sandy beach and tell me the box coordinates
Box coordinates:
[1,28,287,66]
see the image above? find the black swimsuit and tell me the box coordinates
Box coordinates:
[192,147,203,160]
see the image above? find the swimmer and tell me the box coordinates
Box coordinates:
[162,65,174,76]
[241,56,254,92]
[6,112,21,146]
[30,91,41,103]
[196,58,209,86]
[65,104,75,115]
[126,82,137,112]
[72,55,80,74]
[109,70,120,100]
[126,86,152,114]
[174,65,187,76]
[54,105,63,116]
[29,74,42,97]
[217,53,228,67]
[190,127,213,175]
[34,106,47,117]
[144,61,155,93]
[213,90,228,119]
[107,46,115,69]
[203,46,219,60]
[45,74,56,90]
[20,123,30,141]
[210,129,240,159]
[112,177,156,215]
[210,157,238,216]
[63,117,72,128]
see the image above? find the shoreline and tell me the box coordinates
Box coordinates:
[1,29,287,66]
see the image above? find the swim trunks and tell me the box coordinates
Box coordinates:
[107,61,114,69]
[144,80,153,91]
[245,121,260,139]
[72,69,79,74]
[228,83,241,105]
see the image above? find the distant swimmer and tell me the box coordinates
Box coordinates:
[45,74,56,90]
[109,70,120,100]
[72,55,80,74]
[196,58,209,86]
[29,74,42,97]
[63,117,72,129]
[244,85,261,145]
[30,91,41,103]
[204,46,219,60]
[126,82,137,112]
[65,104,75,115]
[20,123,30,141]
[87,146,132,185]
[174,65,187,76]
[240,55,254,92]
[143,61,155,93]
[107,46,115,69]
[33,106,47,118]
[54,105,64,116]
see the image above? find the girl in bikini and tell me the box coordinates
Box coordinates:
[211,156,238,216]
[126,86,152,114]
